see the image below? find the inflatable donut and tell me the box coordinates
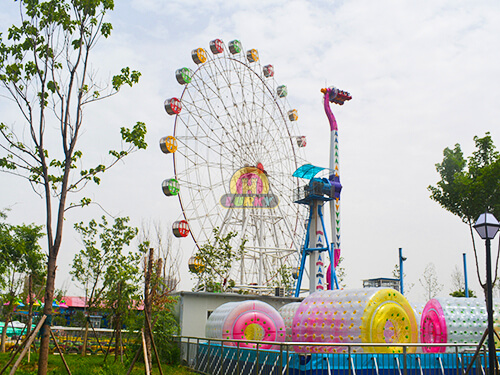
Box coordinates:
[411,302,425,333]
[420,297,493,353]
[278,303,301,341]
[420,299,447,353]
[206,300,286,350]
[361,289,418,353]
[292,288,418,354]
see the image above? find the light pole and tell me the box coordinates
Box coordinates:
[463,253,469,298]
[473,212,500,375]
[399,248,407,295]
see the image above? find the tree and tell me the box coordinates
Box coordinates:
[392,264,414,294]
[274,264,294,295]
[189,227,245,293]
[139,220,181,294]
[71,215,138,355]
[103,236,143,363]
[334,256,347,289]
[0,222,44,352]
[428,133,500,297]
[0,1,147,372]
[419,263,443,300]
[139,222,181,369]
[449,265,476,297]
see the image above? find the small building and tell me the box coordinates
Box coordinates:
[174,291,302,338]
[362,277,400,291]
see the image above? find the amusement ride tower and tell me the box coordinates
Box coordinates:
[293,87,351,296]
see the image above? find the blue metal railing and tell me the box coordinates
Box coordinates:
[176,336,491,375]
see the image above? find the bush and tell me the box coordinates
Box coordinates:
[153,304,180,364]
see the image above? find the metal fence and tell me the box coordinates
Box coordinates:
[176,337,491,375]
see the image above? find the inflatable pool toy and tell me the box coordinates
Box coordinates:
[206,300,286,350]
[410,302,425,351]
[278,303,301,341]
[292,288,418,354]
[411,302,425,335]
[420,297,500,353]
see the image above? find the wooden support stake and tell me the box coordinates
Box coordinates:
[9,325,27,353]
[5,315,47,375]
[103,329,115,363]
[0,328,31,375]
[89,322,106,354]
[49,328,72,375]
[145,309,164,375]
[125,315,160,375]
[141,329,150,375]
[126,346,143,375]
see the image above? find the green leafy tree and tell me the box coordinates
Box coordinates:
[0,222,44,352]
[71,215,138,355]
[153,298,180,365]
[449,265,476,297]
[274,264,294,295]
[450,289,477,298]
[138,222,181,368]
[103,236,143,363]
[189,227,245,293]
[0,1,147,372]
[428,133,500,296]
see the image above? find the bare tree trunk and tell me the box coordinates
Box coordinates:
[1,292,15,353]
[82,320,89,356]
[144,249,154,373]
[27,275,33,339]
[38,252,56,375]
[27,274,33,363]
[114,280,124,364]
[0,312,11,353]
[114,313,123,363]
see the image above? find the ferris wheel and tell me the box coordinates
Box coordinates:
[161,39,308,292]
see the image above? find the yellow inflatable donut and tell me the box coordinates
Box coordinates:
[361,289,418,353]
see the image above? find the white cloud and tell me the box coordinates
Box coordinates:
[1,0,499,301]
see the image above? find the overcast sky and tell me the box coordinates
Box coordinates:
[1,0,500,302]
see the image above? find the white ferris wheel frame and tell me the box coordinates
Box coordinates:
[171,40,308,292]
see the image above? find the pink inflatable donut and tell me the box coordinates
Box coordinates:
[219,300,286,350]
[231,311,279,349]
[421,299,447,353]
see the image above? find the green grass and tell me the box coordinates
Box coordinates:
[0,352,192,375]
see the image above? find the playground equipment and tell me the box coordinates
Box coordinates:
[292,288,418,354]
[278,302,301,341]
[291,87,351,295]
[420,297,500,353]
[160,39,308,290]
[323,86,351,293]
[411,302,425,336]
[205,300,286,350]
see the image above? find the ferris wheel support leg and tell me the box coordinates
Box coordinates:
[294,206,313,297]
[258,219,264,286]
[240,213,250,285]
[219,207,234,236]
[294,251,308,297]
[275,197,303,250]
